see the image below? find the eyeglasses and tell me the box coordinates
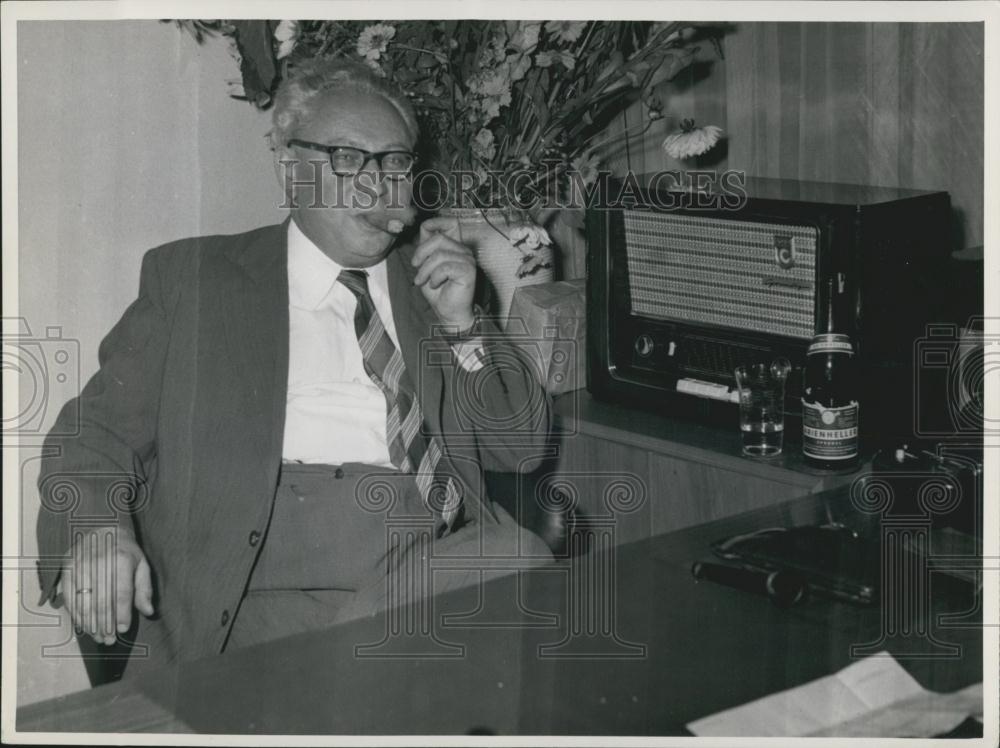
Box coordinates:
[287,139,417,179]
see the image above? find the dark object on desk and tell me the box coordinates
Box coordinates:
[711,523,877,606]
[869,443,983,534]
[691,561,807,608]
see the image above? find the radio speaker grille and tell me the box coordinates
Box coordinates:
[623,211,817,340]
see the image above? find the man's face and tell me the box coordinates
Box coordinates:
[278,88,415,267]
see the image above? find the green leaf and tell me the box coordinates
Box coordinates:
[529,68,551,129]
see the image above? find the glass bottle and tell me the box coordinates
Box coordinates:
[802,279,859,468]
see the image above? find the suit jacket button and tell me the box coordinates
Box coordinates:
[248,530,260,547]
[334,468,344,479]
[221,610,230,626]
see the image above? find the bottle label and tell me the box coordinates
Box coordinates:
[802,400,859,460]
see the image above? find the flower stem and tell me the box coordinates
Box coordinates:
[393,43,447,63]
[586,115,656,153]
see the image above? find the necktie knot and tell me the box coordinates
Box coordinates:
[338,269,370,299]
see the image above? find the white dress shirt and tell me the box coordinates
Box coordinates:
[281,220,484,465]
[282,220,400,465]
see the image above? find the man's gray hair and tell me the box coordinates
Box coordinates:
[268,58,419,149]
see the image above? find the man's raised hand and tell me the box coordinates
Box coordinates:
[413,216,478,333]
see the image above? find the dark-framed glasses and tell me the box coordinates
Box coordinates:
[287,139,417,179]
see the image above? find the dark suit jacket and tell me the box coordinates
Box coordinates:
[36,220,551,670]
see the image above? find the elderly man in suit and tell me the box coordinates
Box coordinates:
[36,58,553,678]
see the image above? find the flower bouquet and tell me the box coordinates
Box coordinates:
[174,19,722,311]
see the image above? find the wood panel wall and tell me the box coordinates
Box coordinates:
[606,22,984,252]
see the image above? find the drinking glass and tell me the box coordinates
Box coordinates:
[734,358,792,457]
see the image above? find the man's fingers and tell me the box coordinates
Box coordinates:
[114,553,136,634]
[133,557,155,618]
[413,248,474,287]
[417,216,459,246]
[61,526,150,645]
[88,529,116,641]
[421,261,470,291]
[411,232,449,266]
[97,554,116,642]
[71,592,87,636]
[70,537,95,636]
[411,232,470,268]
[412,249,456,286]
[419,215,459,233]
[66,576,90,636]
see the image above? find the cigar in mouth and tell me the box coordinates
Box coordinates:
[366,207,417,234]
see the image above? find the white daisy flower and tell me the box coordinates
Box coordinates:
[662,120,723,160]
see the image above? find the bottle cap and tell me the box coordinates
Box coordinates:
[808,333,853,354]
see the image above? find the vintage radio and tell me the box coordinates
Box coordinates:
[586,176,952,441]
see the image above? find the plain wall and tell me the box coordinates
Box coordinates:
[15,19,283,706]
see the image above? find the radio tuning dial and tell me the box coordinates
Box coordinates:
[634,334,655,358]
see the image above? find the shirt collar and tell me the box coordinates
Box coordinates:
[287,219,388,311]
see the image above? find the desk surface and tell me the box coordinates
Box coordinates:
[17,483,983,736]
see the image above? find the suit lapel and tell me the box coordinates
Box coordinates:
[386,243,444,419]
[211,221,290,491]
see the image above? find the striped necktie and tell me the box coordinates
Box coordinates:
[337,269,461,532]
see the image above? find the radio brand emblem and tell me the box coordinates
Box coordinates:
[774,234,796,269]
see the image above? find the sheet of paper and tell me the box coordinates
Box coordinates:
[808,682,983,737]
[687,651,982,738]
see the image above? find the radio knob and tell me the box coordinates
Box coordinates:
[634,334,655,358]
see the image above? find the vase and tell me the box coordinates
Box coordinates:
[435,208,555,329]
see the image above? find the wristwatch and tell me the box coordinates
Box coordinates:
[438,306,486,344]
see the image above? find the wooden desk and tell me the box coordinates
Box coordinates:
[17,482,982,736]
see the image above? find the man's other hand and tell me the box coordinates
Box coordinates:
[60,525,155,645]
[413,217,477,332]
